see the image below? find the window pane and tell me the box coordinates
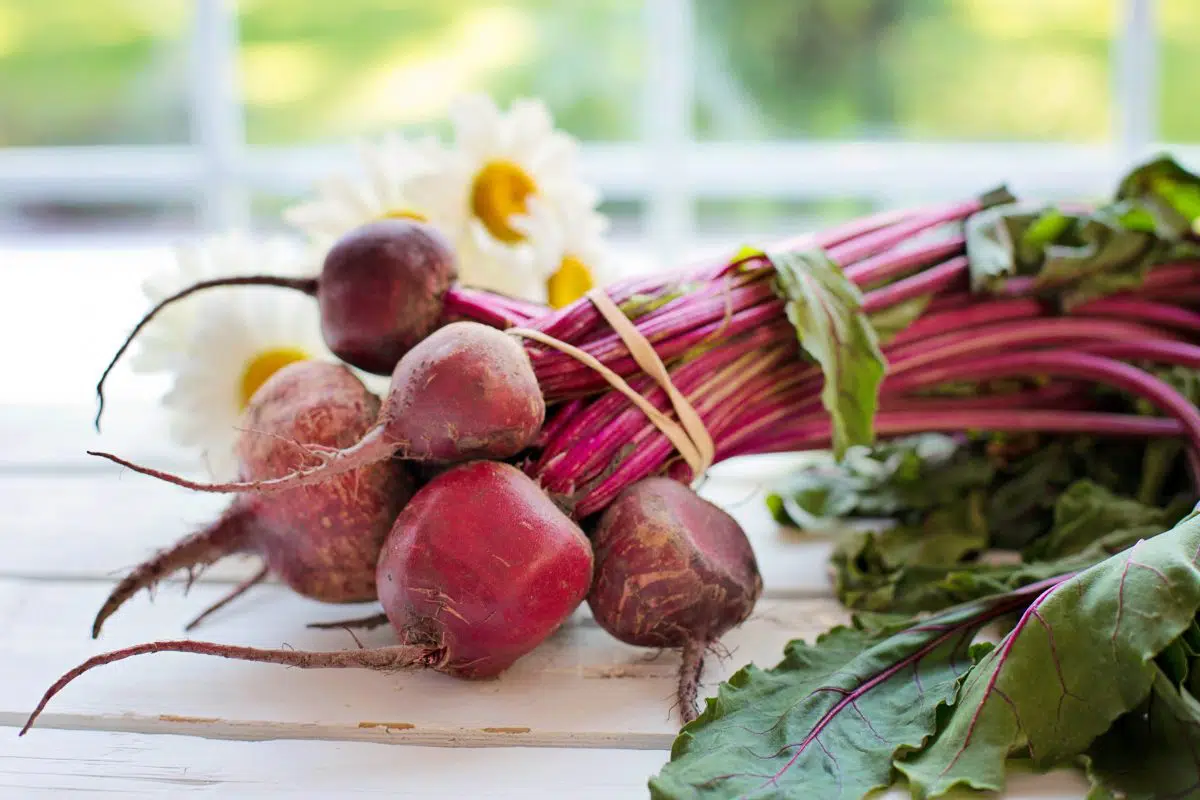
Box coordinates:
[695,0,1114,142]
[1160,0,1200,142]
[0,1,190,146]
[238,0,645,145]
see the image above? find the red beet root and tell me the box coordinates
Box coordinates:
[318,219,458,374]
[586,477,763,722]
[21,460,594,735]
[93,218,457,429]
[91,360,413,637]
[88,321,546,495]
[377,460,594,678]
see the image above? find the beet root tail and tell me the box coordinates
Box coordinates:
[307,612,391,632]
[93,506,253,639]
[677,639,708,725]
[94,274,319,431]
[19,639,442,736]
[184,565,269,633]
[87,425,397,496]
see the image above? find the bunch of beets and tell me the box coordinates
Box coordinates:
[20,154,1200,736]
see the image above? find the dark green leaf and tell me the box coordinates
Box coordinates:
[1157,639,1191,686]
[897,513,1200,797]
[648,580,1055,800]
[835,479,1180,619]
[1085,666,1200,800]
[964,201,1037,292]
[769,247,887,459]
[964,156,1200,308]
[1025,479,1178,561]
[1138,438,1184,507]
[1182,620,1200,655]
[833,528,1113,616]
[765,433,992,531]
[868,293,931,345]
[1114,154,1200,240]
[963,201,1186,308]
[977,184,1019,210]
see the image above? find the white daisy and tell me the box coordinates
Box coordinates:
[513,193,612,308]
[131,232,313,374]
[159,283,335,481]
[410,93,600,301]
[281,132,448,249]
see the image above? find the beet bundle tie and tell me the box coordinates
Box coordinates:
[508,287,715,485]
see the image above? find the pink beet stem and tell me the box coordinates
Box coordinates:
[861,257,969,314]
[1071,298,1200,335]
[846,236,966,287]
[724,410,1183,460]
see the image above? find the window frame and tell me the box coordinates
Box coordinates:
[0,0,1189,265]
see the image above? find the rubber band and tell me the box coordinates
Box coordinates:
[507,289,716,482]
[585,289,715,475]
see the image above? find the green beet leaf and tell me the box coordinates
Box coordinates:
[765,433,992,531]
[1115,153,1200,241]
[769,247,887,459]
[964,155,1200,308]
[868,293,931,346]
[828,480,1164,616]
[1084,665,1200,799]
[897,512,1200,798]
[1025,479,1184,561]
[648,579,1055,800]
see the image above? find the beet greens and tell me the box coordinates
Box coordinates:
[651,511,1200,799]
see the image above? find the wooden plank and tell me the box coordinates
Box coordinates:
[0,728,668,798]
[0,403,187,473]
[0,727,1092,798]
[0,472,837,596]
[1,577,848,748]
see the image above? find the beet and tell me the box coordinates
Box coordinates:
[91,360,414,637]
[88,321,546,495]
[317,219,458,374]
[20,460,594,736]
[586,477,763,722]
[93,218,457,428]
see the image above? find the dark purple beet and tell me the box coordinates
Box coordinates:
[93,218,458,430]
[91,361,414,637]
[586,477,763,722]
[318,218,457,374]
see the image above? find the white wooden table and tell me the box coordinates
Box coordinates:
[0,245,1091,797]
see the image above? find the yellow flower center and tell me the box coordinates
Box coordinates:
[381,209,428,223]
[470,160,537,243]
[547,255,595,309]
[239,347,311,409]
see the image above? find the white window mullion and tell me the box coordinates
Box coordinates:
[189,0,249,231]
[641,0,696,264]
[1113,0,1158,160]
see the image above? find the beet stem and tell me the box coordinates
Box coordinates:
[86,425,396,496]
[307,612,391,632]
[94,275,319,431]
[677,638,707,725]
[93,505,253,638]
[19,639,440,736]
[183,565,269,633]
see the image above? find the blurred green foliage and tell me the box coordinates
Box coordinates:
[0,0,1195,147]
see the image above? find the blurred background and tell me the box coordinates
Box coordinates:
[1,0,1198,410]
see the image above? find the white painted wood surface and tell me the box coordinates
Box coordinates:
[0,404,1089,798]
[0,728,1092,799]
